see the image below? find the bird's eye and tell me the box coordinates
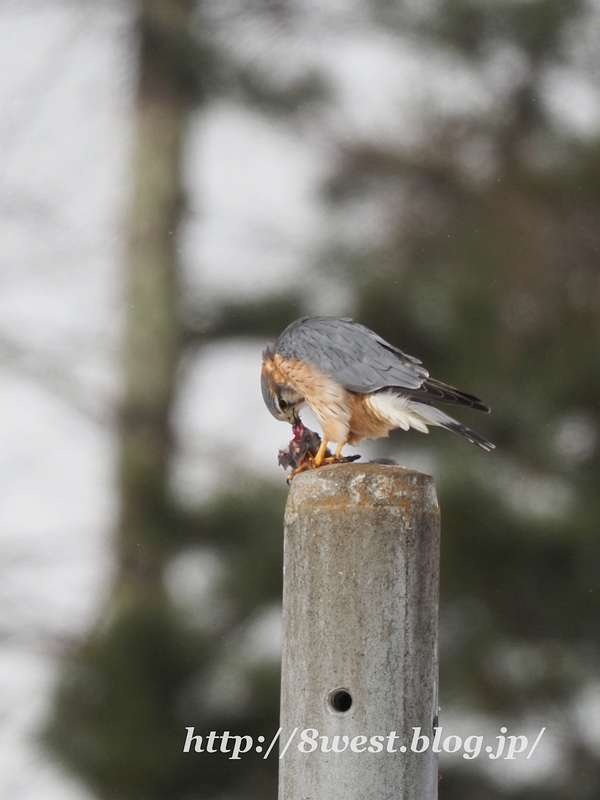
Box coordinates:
[279,400,289,410]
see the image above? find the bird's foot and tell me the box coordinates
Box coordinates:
[286,451,314,482]
[279,427,360,480]
[308,438,342,468]
[309,441,345,468]
[310,453,338,467]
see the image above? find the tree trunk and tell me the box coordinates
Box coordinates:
[115,0,194,607]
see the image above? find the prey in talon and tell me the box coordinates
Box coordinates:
[278,420,360,480]
[261,317,495,478]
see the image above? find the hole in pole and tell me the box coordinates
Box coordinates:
[329,688,353,713]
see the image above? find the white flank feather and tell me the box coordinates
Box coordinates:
[366,392,431,434]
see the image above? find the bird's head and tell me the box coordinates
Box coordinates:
[261,348,304,425]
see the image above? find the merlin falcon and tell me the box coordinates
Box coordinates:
[261,317,494,471]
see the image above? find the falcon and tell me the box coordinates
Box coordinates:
[261,317,494,471]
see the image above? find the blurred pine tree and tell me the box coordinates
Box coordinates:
[43,1,315,798]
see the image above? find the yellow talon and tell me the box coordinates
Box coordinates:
[311,440,347,468]
[310,439,329,468]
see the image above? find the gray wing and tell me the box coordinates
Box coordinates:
[274,317,428,393]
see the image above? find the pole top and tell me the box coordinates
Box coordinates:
[286,462,438,515]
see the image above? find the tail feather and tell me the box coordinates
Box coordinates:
[408,400,495,451]
[368,391,495,450]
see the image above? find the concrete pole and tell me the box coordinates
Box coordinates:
[279,463,440,800]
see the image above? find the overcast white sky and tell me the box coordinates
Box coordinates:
[1,1,599,797]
